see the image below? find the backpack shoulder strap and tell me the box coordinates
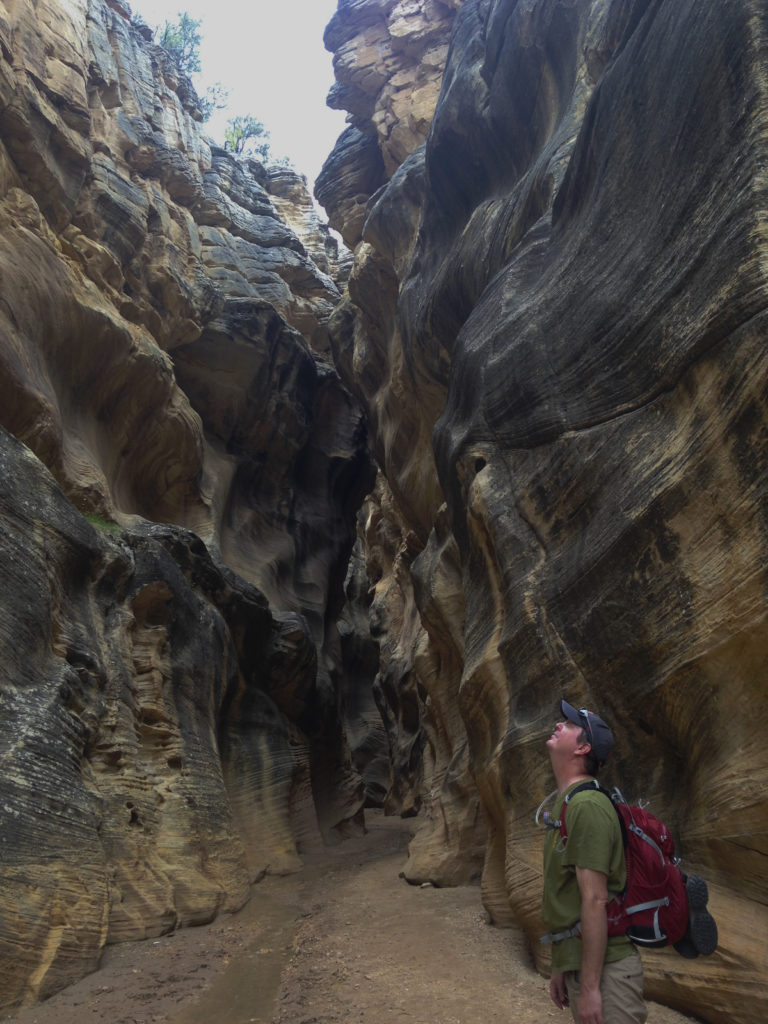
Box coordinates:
[560,780,626,845]
[564,779,612,805]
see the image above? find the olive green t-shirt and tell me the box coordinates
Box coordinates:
[541,781,634,972]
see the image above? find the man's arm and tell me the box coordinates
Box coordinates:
[574,866,609,1024]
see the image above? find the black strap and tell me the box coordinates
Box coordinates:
[563,780,629,848]
[564,779,611,805]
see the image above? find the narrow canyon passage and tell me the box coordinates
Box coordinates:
[0,0,764,1019]
[3,812,700,1024]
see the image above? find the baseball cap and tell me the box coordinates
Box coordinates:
[561,700,613,766]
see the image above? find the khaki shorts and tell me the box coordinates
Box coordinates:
[565,949,647,1024]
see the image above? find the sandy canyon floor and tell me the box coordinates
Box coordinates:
[3,811,700,1024]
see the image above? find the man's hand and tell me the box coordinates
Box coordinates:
[575,983,604,1024]
[549,971,569,1009]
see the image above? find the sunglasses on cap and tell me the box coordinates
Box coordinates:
[577,707,594,743]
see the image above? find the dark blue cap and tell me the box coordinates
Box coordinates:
[561,700,613,766]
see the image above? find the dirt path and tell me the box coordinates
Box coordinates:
[3,811,699,1024]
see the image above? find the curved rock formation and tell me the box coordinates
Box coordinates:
[321,1,768,1023]
[2,0,767,1020]
[0,0,374,1010]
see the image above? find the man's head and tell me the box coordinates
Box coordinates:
[559,700,613,772]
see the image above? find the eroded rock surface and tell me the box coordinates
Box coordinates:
[2,0,768,1021]
[325,0,463,177]
[0,0,374,1010]
[321,2,768,1023]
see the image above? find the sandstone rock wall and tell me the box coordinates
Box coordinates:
[320,0,486,885]
[0,0,374,1010]
[2,0,767,1019]
[325,0,464,179]
[320,1,768,1022]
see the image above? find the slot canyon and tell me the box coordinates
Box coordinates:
[0,2,765,1022]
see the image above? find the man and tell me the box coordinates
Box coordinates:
[541,700,646,1024]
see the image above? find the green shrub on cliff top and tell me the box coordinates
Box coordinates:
[223,115,271,159]
[155,12,202,75]
[149,10,291,164]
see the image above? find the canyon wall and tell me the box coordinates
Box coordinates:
[1,0,767,1021]
[319,1,768,1023]
[0,0,375,1010]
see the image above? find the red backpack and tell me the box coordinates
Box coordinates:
[559,782,689,947]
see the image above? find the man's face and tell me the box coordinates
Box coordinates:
[546,718,588,761]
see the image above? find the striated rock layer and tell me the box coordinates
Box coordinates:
[320,1,768,1023]
[0,0,375,1010]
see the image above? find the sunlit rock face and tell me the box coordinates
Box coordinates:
[324,0,464,179]
[317,0,464,249]
[0,0,374,1009]
[321,1,768,1022]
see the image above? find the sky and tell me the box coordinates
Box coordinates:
[131,0,347,186]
